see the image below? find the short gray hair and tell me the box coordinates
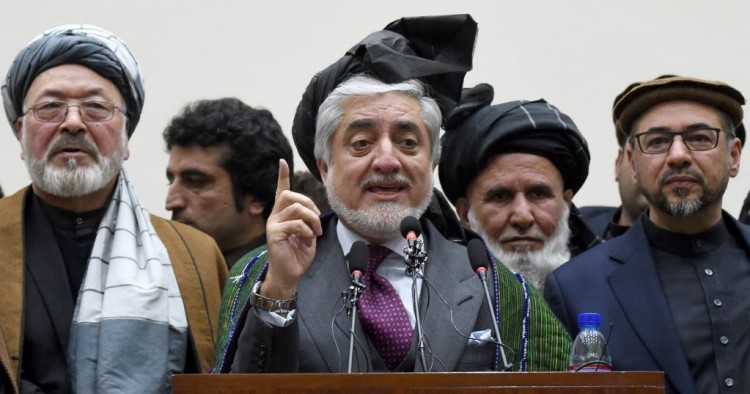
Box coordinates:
[314,74,442,166]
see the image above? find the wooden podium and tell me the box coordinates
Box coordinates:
[173,371,664,393]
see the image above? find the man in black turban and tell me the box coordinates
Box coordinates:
[440,84,598,291]
[0,24,226,393]
[227,15,571,374]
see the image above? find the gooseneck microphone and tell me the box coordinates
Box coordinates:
[467,238,512,371]
[399,216,428,369]
[400,216,427,274]
[346,241,368,373]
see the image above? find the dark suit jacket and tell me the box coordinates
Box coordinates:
[232,218,497,372]
[544,211,750,394]
[578,205,617,239]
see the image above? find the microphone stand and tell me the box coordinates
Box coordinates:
[346,274,365,373]
[477,269,512,371]
[404,238,427,370]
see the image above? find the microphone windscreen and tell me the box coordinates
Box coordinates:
[399,216,422,238]
[467,238,490,272]
[349,240,369,273]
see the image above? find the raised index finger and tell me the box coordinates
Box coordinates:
[275,158,291,199]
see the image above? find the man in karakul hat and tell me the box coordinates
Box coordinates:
[0,24,227,394]
[545,75,748,394]
[439,83,599,292]
[225,15,570,374]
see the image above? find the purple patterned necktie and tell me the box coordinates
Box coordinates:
[357,244,413,371]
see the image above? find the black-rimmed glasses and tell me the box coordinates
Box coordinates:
[24,101,125,123]
[630,127,733,154]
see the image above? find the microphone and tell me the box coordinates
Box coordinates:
[399,216,428,369]
[400,216,426,274]
[467,238,512,371]
[400,215,421,244]
[346,241,368,373]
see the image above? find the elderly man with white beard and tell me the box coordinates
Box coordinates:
[0,25,226,394]
[439,84,599,291]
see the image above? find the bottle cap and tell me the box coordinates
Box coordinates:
[578,312,601,328]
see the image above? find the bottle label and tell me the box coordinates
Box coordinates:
[568,363,612,372]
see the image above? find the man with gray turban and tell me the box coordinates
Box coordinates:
[440,84,599,291]
[0,25,226,394]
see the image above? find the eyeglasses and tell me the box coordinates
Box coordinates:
[24,101,125,123]
[630,127,733,154]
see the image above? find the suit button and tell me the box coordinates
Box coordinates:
[713,299,722,307]
[720,336,729,345]
[725,378,734,387]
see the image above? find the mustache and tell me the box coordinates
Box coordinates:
[360,173,412,190]
[45,133,98,160]
[658,167,705,186]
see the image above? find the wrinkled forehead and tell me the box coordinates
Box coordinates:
[338,92,427,132]
[23,64,123,105]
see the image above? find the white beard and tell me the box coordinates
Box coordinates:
[325,168,433,241]
[468,204,571,291]
[22,124,127,198]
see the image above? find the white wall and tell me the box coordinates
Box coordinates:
[2,1,749,218]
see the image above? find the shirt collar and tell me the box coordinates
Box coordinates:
[337,219,422,258]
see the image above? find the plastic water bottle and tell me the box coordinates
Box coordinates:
[568,312,612,372]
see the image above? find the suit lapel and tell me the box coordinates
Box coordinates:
[414,221,483,372]
[24,193,76,355]
[298,219,372,372]
[608,218,694,394]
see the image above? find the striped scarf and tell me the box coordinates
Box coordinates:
[69,170,188,393]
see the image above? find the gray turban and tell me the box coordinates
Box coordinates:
[439,84,590,205]
[2,24,145,138]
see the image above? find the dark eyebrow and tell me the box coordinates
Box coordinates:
[394,118,420,131]
[483,186,512,199]
[179,168,210,178]
[345,118,376,132]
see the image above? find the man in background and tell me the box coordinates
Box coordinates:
[579,86,655,240]
[0,25,226,393]
[164,97,293,269]
[440,84,598,290]
[292,171,331,216]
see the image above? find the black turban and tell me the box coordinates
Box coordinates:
[2,24,145,138]
[292,14,477,180]
[439,84,591,205]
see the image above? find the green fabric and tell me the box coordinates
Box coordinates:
[494,262,571,371]
[212,245,268,373]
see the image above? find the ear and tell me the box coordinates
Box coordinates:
[455,197,470,226]
[246,198,265,216]
[123,144,130,161]
[563,189,574,205]
[317,159,329,183]
[614,147,624,181]
[15,118,23,141]
[626,144,638,182]
[729,137,742,178]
